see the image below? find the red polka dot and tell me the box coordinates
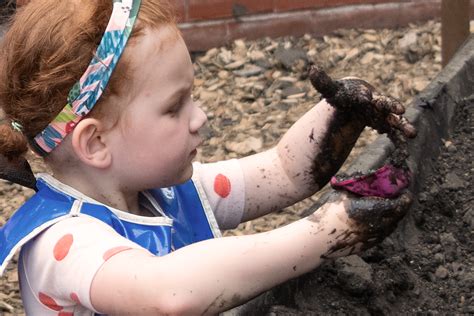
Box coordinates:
[103,246,132,261]
[38,292,63,311]
[58,312,74,316]
[53,234,74,261]
[70,292,80,305]
[214,174,231,198]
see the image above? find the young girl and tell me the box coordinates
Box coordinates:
[0,0,414,314]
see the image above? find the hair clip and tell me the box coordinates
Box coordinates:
[11,121,24,133]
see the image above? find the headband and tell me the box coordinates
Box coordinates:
[31,0,141,156]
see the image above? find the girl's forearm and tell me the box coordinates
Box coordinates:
[240,100,364,221]
[277,99,365,192]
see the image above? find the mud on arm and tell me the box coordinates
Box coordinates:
[239,99,365,222]
[239,66,416,222]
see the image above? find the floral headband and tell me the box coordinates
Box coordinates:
[30,0,141,156]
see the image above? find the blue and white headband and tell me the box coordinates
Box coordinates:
[31,0,141,156]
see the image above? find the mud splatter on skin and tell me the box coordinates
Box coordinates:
[309,109,366,189]
[309,128,315,142]
[320,192,413,259]
[202,293,244,315]
[308,65,417,169]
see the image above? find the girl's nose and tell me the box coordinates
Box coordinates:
[190,101,207,133]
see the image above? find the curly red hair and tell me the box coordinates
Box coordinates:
[0,0,176,160]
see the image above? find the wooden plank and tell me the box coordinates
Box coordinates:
[441,0,470,66]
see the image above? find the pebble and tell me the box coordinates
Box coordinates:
[434,253,445,264]
[442,172,466,190]
[462,209,474,229]
[435,266,449,279]
[335,255,374,295]
[234,65,264,77]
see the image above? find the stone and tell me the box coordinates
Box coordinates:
[234,64,264,77]
[335,255,374,295]
[462,209,474,229]
[435,266,449,279]
[442,172,466,190]
[434,253,445,264]
[273,46,308,70]
[225,60,245,70]
[281,86,303,98]
[398,30,418,50]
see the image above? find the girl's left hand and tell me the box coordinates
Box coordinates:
[309,65,417,140]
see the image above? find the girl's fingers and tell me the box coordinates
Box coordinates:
[372,94,405,115]
[386,114,417,138]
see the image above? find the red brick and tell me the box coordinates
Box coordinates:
[187,0,274,21]
[273,0,327,12]
[274,0,407,12]
[233,0,274,16]
[180,1,443,52]
[188,0,234,21]
[180,21,230,51]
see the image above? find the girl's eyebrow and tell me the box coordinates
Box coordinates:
[167,84,192,104]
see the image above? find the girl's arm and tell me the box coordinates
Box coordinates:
[90,192,411,315]
[239,99,364,222]
[238,74,415,222]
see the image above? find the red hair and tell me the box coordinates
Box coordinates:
[0,0,176,161]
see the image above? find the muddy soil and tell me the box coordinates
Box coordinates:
[240,98,473,315]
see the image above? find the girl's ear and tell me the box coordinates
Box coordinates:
[71,118,112,169]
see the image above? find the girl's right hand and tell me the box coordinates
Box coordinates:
[307,191,413,259]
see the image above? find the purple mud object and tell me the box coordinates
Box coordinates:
[330,164,411,198]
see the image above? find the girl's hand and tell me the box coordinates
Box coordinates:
[307,190,413,259]
[309,65,417,140]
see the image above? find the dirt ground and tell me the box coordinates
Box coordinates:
[0,19,472,314]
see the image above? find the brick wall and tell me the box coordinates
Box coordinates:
[175,0,474,51]
[176,0,403,22]
[14,0,474,51]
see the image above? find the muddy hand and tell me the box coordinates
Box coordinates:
[320,191,413,259]
[308,65,417,139]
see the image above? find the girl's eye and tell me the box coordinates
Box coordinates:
[167,92,192,116]
[167,103,182,116]
[167,107,178,116]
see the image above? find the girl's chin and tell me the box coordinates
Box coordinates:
[175,165,194,185]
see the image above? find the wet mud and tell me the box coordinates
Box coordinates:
[309,109,365,190]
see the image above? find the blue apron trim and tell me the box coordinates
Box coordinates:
[1,175,221,276]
